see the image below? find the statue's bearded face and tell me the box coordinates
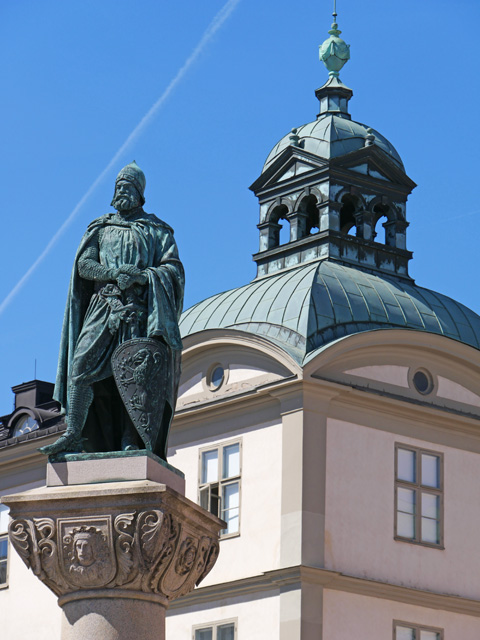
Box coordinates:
[112,179,141,212]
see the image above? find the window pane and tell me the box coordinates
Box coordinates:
[202,450,218,484]
[397,449,416,483]
[0,537,7,586]
[211,366,225,389]
[222,483,240,534]
[397,488,416,514]
[223,483,239,510]
[0,506,8,534]
[421,493,439,519]
[421,517,440,544]
[223,443,240,479]
[199,486,210,511]
[195,628,213,640]
[397,513,415,539]
[421,454,440,488]
[420,632,440,640]
[218,623,235,640]
[396,626,415,640]
[222,509,239,535]
[0,537,7,561]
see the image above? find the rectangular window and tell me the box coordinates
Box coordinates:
[194,620,236,640]
[394,621,443,639]
[0,504,9,588]
[199,441,241,537]
[395,444,443,547]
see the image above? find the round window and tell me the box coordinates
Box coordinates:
[412,369,433,395]
[210,365,225,390]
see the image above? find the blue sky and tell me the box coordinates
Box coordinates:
[0,0,479,412]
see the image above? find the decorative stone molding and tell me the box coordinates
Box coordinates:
[3,475,223,640]
[7,485,220,603]
[9,508,218,602]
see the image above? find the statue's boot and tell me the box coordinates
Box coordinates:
[39,386,93,456]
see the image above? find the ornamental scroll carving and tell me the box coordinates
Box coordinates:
[8,509,219,601]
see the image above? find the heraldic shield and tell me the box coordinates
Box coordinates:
[112,337,169,452]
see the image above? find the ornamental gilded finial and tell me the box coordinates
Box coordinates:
[319,0,350,78]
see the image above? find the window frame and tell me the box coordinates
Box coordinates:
[203,361,230,393]
[192,617,238,640]
[198,439,242,539]
[394,443,444,549]
[393,619,444,640]
[0,504,9,590]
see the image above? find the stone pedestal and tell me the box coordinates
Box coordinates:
[2,453,223,640]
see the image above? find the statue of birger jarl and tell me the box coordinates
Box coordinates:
[40,161,184,458]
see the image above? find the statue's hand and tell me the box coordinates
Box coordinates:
[117,273,136,290]
[117,264,143,276]
[117,271,148,290]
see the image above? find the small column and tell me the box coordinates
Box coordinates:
[287,211,309,242]
[2,452,223,640]
[383,220,397,247]
[354,210,374,241]
[258,220,282,251]
[318,201,340,232]
[394,219,409,250]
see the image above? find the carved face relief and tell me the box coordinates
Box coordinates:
[74,535,96,567]
[59,517,116,588]
[7,504,222,602]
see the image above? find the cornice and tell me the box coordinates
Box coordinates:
[169,565,480,618]
[316,376,480,431]
[172,377,300,429]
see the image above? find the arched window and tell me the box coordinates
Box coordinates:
[12,413,39,437]
[279,218,291,245]
[299,195,319,236]
[340,194,358,236]
[269,204,290,247]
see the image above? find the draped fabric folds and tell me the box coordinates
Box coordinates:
[53,210,184,459]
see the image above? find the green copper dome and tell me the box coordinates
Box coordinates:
[181,11,479,362]
[180,261,480,364]
[263,116,404,172]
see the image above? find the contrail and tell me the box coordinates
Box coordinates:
[0,0,241,317]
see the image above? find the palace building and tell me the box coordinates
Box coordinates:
[2,10,480,640]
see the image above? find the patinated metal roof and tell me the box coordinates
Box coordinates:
[263,115,404,172]
[180,261,480,363]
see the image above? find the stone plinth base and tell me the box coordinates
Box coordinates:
[2,461,223,640]
[46,450,185,495]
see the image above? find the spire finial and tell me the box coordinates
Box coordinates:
[319,1,350,79]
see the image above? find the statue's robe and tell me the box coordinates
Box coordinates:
[54,210,184,459]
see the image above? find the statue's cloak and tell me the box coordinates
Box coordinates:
[53,210,184,459]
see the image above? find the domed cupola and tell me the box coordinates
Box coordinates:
[250,7,416,281]
[181,6,480,363]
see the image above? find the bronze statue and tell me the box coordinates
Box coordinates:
[40,161,184,458]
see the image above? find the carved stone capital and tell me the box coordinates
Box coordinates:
[3,478,223,637]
